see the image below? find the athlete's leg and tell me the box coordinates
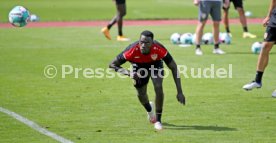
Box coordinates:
[243,27,275,90]
[133,65,152,113]
[116,4,126,36]
[151,73,164,130]
[135,85,149,106]
[195,20,207,56]
[101,2,121,40]
[234,1,256,38]
[255,27,276,83]
[236,7,247,30]
[151,73,164,123]
[223,7,231,33]
[135,84,156,123]
[195,21,207,46]
[195,1,210,55]
[257,41,274,72]
[210,1,225,54]
[107,16,117,30]
[213,21,220,45]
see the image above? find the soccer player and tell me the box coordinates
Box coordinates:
[193,0,229,56]
[243,0,276,98]
[222,0,257,38]
[101,0,130,41]
[109,30,186,130]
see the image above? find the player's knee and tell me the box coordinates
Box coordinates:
[117,11,126,17]
[262,44,273,53]
[120,12,126,17]
[237,8,244,14]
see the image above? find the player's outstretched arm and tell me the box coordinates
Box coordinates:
[109,57,130,76]
[166,59,186,105]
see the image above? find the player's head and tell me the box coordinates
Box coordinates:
[139,30,154,54]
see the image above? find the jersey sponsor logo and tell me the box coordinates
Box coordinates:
[151,54,158,60]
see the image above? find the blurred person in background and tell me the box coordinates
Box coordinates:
[243,0,276,98]
[193,0,229,56]
[101,0,130,41]
[222,0,257,38]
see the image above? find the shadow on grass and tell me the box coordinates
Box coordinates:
[163,122,237,131]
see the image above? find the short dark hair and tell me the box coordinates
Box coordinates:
[141,30,154,40]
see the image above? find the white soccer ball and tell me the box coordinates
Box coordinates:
[245,11,252,17]
[8,6,30,27]
[219,32,231,44]
[202,32,214,45]
[251,42,263,54]
[180,33,193,44]
[170,33,181,44]
[30,14,40,22]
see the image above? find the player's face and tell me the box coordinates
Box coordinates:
[139,35,153,55]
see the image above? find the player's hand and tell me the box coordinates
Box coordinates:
[130,72,142,86]
[130,72,140,80]
[263,16,270,27]
[193,0,199,6]
[176,93,185,105]
[223,0,230,9]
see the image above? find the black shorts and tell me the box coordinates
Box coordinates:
[115,0,125,5]
[223,0,243,10]
[230,0,243,9]
[264,27,276,43]
[132,62,164,88]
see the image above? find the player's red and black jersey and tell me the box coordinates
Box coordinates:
[116,40,173,67]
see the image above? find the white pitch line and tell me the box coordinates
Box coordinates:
[0,107,74,143]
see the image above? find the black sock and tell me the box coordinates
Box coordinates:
[156,109,162,122]
[255,71,263,84]
[118,31,123,36]
[243,26,248,32]
[196,44,201,49]
[214,43,219,49]
[107,24,112,30]
[143,102,152,112]
[226,27,230,33]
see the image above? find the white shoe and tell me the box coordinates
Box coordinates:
[243,81,262,91]
[213,48,226,54]
[195,48,203,56]
[243,32,257,38]
[147,101,156,124]
[272,90,276,98]
[154,121,163,130]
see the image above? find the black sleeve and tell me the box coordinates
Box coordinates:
[116,52,127,65]
[163,52,173,65]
